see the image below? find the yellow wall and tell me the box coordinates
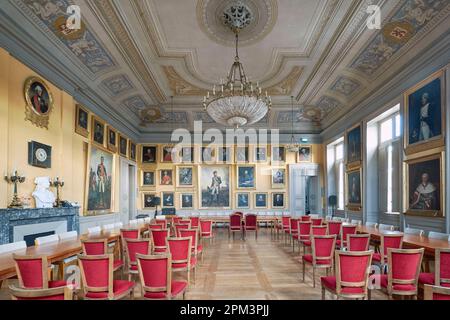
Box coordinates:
[0,48,123,214]
[137,144,324,211]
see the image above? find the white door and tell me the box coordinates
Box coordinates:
[289,164,321,216]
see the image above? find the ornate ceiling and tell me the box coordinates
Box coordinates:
[1,0,449,135]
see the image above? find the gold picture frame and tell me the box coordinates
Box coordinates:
[198,165,231,209]
[75,104,89,137]
[141,170,156,188]
[271,167,286,189]
[297,145,313,163]
[404,70,446,155]
[254,146,268,163]
[403,151,445,217]
[180,193,194,209]
[24,76,54,129]
[118,134,128,158]
[236,192,250,209]
[176,166,194,188]
[271,192,286,209]
[128,141,137,162]
[161,192,175,208]
[236,165,256,189]
[345,123,362,169]
[346,167,362,212]
[161,145,176,163]
[254,192,268,209]
[271,146,286,164]
[91,116,106,147]
[142,192,157,209]
[106,126,117,153]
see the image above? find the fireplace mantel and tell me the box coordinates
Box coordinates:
[0,207,80,245]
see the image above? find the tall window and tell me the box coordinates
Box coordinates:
[335,142,345,210]
[326,137,344,212]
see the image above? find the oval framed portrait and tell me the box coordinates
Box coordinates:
[24,76,53,128]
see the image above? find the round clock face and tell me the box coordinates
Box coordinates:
[35,148,47,162]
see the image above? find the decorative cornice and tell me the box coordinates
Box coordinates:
[163,66,206,96]
[265,66,303,96]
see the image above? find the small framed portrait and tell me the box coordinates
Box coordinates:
[142,193,156,209]
[107,127,117,153]
[254,146,267,162]
[346,124,362,169]
[129,141,136,161]
[404,152,443,217]
[161,146,175,163]
[235,146,249,163]
[404,70,445,155]
[75,104,89,137]
[162,192,175,207]
[346,168,362,211]
[181,147,194,163]
[271,146,285,163]
[141,146,157,164]
[180,193,194,209]
[237,165,256,189]
[271,168,286,188]
[177,166,193,187]
[236,192,250,209]
[91,116,105,147]
[201,146,215,163]
[159,169,173,186]
[254,193,268,209]
[118,134,128,157]
[141,171,155,187]
[217,147,231,163]
[24,77,53,128]
[297,145,312,163]
[272,192,285,208]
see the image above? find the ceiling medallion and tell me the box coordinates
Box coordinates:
[197,0,277,47]
[202,8,271,128]
[139,107,162,125]
[382,21,416,45]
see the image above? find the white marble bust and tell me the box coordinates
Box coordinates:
[32,177,55,208]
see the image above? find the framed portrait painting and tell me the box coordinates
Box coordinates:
[141,146,157,164]
[118,134,128,157]
[346,168,362,211]
[404,70,445,155]
[237,165,255,189]
[161,146,175,163]
[199,166,231,209]
[91,116,105,147]
[217,147,232,163]
[75,104,89,137]
[159,169,173,186]
[142,193,156,209]
[236,192,250,209]
[177,166,194,187]
[404,153,444,217]
[254,193,268,209]
[254,146,267,163]
[107,126,117,153]
[271,168,286,188]
[235,146,249,163]
[161,192,175,208]
[297,145,312,163]
[180,193,194,209]
[346,124,362,168]
[271,146,285,163]
[201,146,215,163]
[24,77,53,128]
[181,147,194,163]
[272,192,285,209]
[129,141,136,162]
[141,171,155,187]
[85,145,114,214]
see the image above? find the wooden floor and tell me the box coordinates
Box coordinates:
[0,228,385,300]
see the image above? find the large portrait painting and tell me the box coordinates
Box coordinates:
[404,70,445,155]
[346,124,362,168]
[237,165,255,189]
[86,145,114,214]
[75,104,89,137]
[271,168,286,188]
[142,146,157,164]
[199,166,231,208]
[24,77,53,128]
[297,145,312,163]
[405,153,443,217]
[346,168,362,211]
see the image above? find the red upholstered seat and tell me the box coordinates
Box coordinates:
[229,214,243,239]
[113,259,124,270]
[173,256,197,269]
[419,273,435,285]
[143,281,187,299]
[151,229,169,253]
[48,280,68,288]
[347,234,370,252]
[200,220,213,238]
[85,280,134,299]
[303,255,331,265]
[327,221,342,237]
[378,275,417,291]
[303,240,312,247]
[321,276,365,294]
[125,239,152,277]
[189,217,200,229]
[302,235,336,288]
[121,228,140,240]
[372,252,382,262]
[373,234,403,266]
[9,285,73,300]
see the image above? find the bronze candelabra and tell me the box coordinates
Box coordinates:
[51,177,65,207]
[4,170,26,208]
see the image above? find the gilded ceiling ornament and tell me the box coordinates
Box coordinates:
[52,15,86,40]
[382,21,416,45]
[163,66,206,96]
[265,66,303,96]
[24,76,53,129]
[139,107,162,125]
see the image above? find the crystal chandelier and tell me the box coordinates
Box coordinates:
[286,96,301,153]
[202,1,271,127]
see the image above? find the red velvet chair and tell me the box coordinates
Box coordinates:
[120,228,140,240]
[372,233,403,268]
[155,219,168,229]
[174,223,191,237]
[288,218,299,247]
[280,216,291,241]
[336,225,357,249]
[200,220,214,244]
[151,229,169,253]
[244,214,258,240]
[303,226,328,253]
[124,239,152,281]
[296,221,312,254]
[78,254,135,300]
[302,235,336,287]
[149,224,163,231]
[136,253,187,300]
[327,221,342,237]
[229,213,243,240]
[321,250,373,300]
[13,254,67,289]
[419,248,450,288]
[189,217,200,229]
[347,234,370,252]
[424,285,450,300]
[81,239,123,272]
[9,285,73,300]
[369,248,424,300]
[179,229,203,262]
[301,216,311,222]
[172,217,182,225]
[311,218,323,226]
[168,237,196,286]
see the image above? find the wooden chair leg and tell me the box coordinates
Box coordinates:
[321,286,326,300]
[313,267,316,288]
[302,262,306,282]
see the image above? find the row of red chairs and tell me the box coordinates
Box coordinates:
[229,213,258,240]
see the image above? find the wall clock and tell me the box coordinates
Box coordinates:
[28,141,52,168]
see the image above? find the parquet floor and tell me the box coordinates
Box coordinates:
[0,228,385,300]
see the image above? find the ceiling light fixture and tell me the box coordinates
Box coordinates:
[286,96,300,153]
